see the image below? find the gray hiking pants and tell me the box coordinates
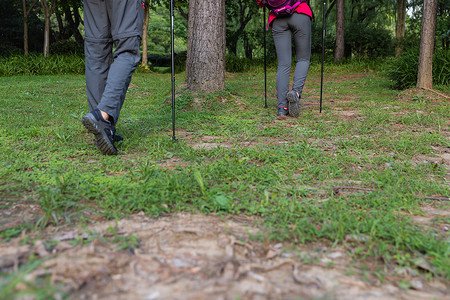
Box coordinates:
[83,0,144,124]
[272,13,311,108]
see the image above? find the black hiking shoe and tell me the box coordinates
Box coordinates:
[287,90,301,117]
[277,107,289,120]
[113,134,124,142]
[82,109,118,155]
[112,128,124,142]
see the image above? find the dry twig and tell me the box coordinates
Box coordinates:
[422,88,450,100]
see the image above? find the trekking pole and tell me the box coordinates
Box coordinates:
[320,0,326,113]
[264,6,268,108]
[170,0,177,141]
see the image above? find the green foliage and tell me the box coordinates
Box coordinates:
[50,40,84,55]
[385,50,419,90]
[407,1,450,51]
[225,54,267,72]
[0,54,85,76]
[225,0,260,57]
[148,53,171,67]
[146,6,187,55]
[174,51,187,73]
[0,45,23,58]
[386,48,450,89]
[311,20,335,56]
[345,23,395,58]
[433,47,450,86]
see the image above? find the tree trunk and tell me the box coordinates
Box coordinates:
[141,1,150,67]
[23,0,39,56]
[56,12,66,40]
[417,0,437,89]
[228,38,238,56]
[64,3,83,44]
[334,0,345,62]
[23,0,29,56]
[395,0,407,57]
[40,0,56,57]
[72,6,84,44]
[186,0,226,92]
[244,34,252,59]
[43,12,50,56]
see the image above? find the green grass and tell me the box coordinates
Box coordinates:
[0,54,85,76]
[1,62,449,296]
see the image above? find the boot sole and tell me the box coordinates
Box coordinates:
[287,92,301,117]
[82,116,118,155]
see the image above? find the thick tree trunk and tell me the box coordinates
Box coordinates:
[186,0,226,92]
[395,0,407,57]
[334,0,345,62]
[417,0,437,89]
[141,1,150,67]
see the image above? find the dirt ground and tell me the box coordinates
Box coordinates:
[1,212,449,300]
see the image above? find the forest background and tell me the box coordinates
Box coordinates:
[0,0,448,89]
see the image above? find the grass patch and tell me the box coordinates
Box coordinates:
[1,62,449,291]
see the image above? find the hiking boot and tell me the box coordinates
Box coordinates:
[112,128,124,142]
[113,134,124,142]
[82,109,118,155]
[277,107,289,120]
[287,90,301,117]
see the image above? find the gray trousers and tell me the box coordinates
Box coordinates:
[272,13,311,108]
[84,0,144,124]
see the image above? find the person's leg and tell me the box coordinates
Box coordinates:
[289,13,311,99]
[96,37,141,124]
[272,17,292,111]
[96,0,144,125]
[83,0,112,112]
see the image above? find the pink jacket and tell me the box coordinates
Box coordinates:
[256,0,313,28]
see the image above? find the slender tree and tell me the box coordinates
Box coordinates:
[395,0,407,57]
[22,0,39,56]
[186,0,226,92]
[141,0,151,67]
[334,0,345,62]
[417,0,437,89]
[40,0,57,57]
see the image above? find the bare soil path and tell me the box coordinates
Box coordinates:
[1,212,448,300]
